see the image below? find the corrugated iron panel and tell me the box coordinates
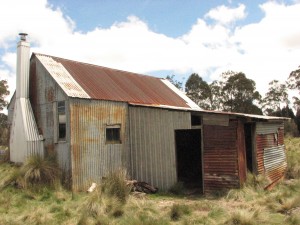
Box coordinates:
[203,120,240,192]
[29,57,71,175]
[70,99,128,191]
[203,113,229,126]
[255,122,287,187]
[129,106,191,191]
[10,99,44,163]
[263,145,287,185]
[35,54,91,99]
[264,146,286,171]
[33,53,192,109]
[256,122,284,135]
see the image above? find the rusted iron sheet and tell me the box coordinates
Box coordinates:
[129,106,191,191]
[237,120,247,184]
[255,122,287,188]
[70,99,128,191]
[203,120,240,192]
[35,54,90,99]
[264,145,286,184]
[34,53,192,109]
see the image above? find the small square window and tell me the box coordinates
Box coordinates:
[106,125,121,144]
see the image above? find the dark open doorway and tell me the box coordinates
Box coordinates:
[175,129,202,187]
[244,123,254,172]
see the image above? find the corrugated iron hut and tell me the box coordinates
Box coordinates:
[9,34,288,192]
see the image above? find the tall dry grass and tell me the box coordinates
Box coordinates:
[21,154,61,189]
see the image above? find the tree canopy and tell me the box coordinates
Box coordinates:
[221,71,261,114]
[166,75,183,90]
[288,65,300,109]
[185,73,212,109]
[261,80,289,115]
[0,80,9,111]
[0,80,9,146]
[185,71,262,114]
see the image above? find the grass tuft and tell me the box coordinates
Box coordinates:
[101,168,132,204]
[170,203,191,221]
[21,154,61,189]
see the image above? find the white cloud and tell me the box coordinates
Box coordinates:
[231,2,300,94]
[0,0,300,107]
[205,4,246,25]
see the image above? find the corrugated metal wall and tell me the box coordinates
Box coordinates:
[203,120,241,192]
[30,57,71,175]
[70,99,129,191]
[129,106,191,190]
[256,122,286,187]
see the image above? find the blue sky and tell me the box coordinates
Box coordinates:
[48,0,266,37]
[0,0,300,102]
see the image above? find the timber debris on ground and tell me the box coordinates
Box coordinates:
[87,180,158,194]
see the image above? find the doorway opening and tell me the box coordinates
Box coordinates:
[175,129,202,188]
[244,123,254,172]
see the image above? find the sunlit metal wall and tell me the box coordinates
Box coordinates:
[129,106,191,191]
[30,57,71,174]
[255,122,286,188]
[69,99,129,191]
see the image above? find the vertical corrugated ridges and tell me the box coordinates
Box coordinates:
[70,99,128,191]
[255,122,286,188]
[203,120,239,192]
[129,106,191,190]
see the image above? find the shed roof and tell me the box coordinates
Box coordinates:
[34,53,200,110]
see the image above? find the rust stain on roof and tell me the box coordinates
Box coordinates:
[34,53,194,109]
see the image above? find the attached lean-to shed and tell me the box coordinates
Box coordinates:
[199,112,287,193]
[8,34,288,193]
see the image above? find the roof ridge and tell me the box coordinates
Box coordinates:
[32,52,162,80]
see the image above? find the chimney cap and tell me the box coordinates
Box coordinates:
[19,33,28,41]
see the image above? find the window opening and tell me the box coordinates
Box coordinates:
[191,115,202,126]
[106,125,121,144]
[58,101,66,140]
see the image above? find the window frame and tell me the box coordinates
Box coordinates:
[105,124,121,144]
[57,101,66,142]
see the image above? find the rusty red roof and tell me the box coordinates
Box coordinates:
[34,53,200,110]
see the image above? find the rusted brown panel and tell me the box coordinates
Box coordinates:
[37,54,190,108]
[278,128,284,145]
[237,120,247,184]
[46,87,55,102]
[255,123,287,189]
[203,120,240,193]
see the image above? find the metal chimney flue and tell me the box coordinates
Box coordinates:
[10,33,44,163]
[19,33,28,41]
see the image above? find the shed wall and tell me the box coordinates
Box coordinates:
[69,99,129,191]
[255,122,286,187]
[203,120,241,192]
[129,106,191,190]
[30,57,71,174]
